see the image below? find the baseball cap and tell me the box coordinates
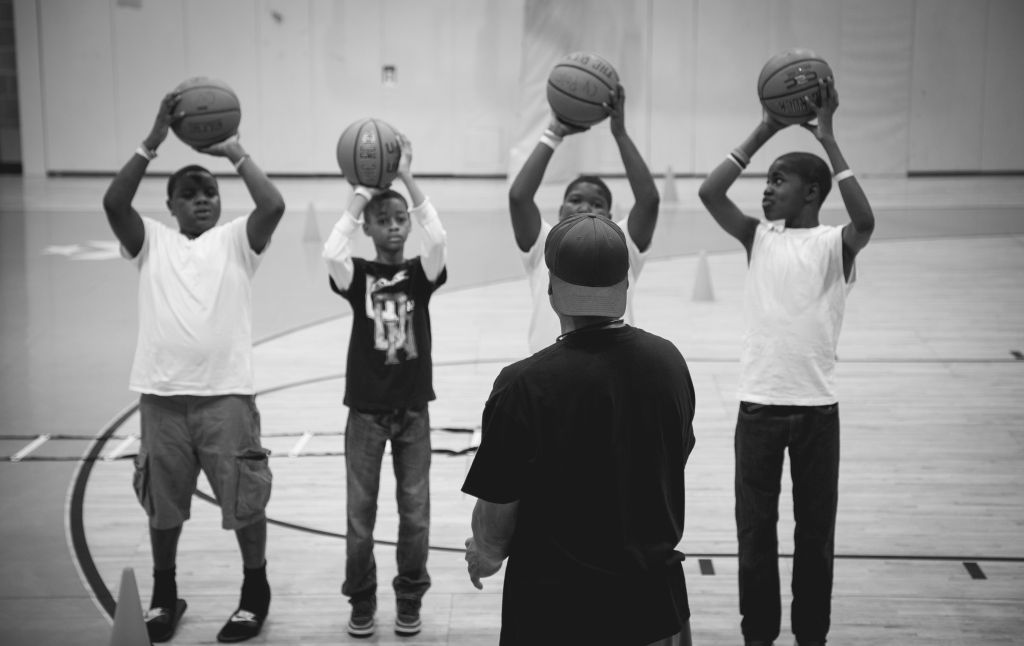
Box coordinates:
[545,213,628,317]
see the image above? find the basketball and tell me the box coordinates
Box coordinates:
[335,118,402,189]
[170,77,241,148]
[546,52,620,127]
[757,49,834,125]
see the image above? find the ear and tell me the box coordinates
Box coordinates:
[804,182,821,204]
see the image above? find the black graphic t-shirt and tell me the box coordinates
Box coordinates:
[331,257,446,410]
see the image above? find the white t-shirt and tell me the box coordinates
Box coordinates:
[126,216,263,395]
[522,215,647,354]
[738,222,855,405]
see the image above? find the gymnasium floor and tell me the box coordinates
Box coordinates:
[1,173,1023,645]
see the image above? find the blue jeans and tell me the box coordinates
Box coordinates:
[735,402,840,644]
[342,406,432,604]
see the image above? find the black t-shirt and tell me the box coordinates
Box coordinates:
[331,257,446,410]
[462,325,696,645]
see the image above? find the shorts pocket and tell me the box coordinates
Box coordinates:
[235,448,272,519]
[132,453,154,516]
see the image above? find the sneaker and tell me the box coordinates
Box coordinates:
[216,608,266,643]
[394,599,421,636]
[347,598,376,638]
[145,599,187,643]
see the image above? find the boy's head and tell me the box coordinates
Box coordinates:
[762,153,832,223]
[559,175,613,221]
[362,189,411,258]
[165,165,221,238]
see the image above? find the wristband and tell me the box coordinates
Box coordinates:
[233,155,250,171]
[833,169,855,182]
[134,145,157,162]
[730,148,750,167]
[539,128,563,150]
[726,153,746,170]
[353,186,375,202]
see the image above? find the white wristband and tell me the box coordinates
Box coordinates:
[233,155,250,171]
[353,186,375,202]
[833,169,855,182]
[539,128,563,150]
[135,145,157,162]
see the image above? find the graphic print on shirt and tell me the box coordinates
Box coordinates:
[364,270,418,365]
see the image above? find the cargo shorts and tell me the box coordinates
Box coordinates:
[133,393,272,530]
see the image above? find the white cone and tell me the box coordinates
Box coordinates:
[692,250,714,302]
[302,202,320,243]
[662,166,678,203]
[109,567,149,646]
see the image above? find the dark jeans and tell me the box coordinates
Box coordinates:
[735,402,840,644]
[342,406,432,604]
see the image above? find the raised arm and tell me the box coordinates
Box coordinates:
[322,186,377,291]
[101,92,180,258]
[609,84,660,253]
[508,116,587,252]
[801,78,875,264]
[698,116,784,257]
[199,135,285,254]
[465,498,518,590]
[395,133,447,282]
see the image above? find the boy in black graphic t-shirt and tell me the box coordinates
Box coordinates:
[322,133,447,638]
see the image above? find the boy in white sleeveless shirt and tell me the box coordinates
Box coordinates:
[102,91,286,644]
[698,79,875,646]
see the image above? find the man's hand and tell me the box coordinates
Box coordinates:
[465,537,504,590]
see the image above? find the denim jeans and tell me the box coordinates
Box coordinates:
[734,402,840,643]
[342,406,432,604]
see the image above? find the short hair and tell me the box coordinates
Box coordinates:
[364,189,408,218]
[564,175,612,209]
[773,152,832,205]
[166,165,216,199]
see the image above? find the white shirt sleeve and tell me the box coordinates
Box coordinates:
[322,211,362,291]
[411,197,447,283]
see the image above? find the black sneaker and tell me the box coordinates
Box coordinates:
[145,599,187,643]
[394,598,421,636]
[347,598,376,638]
[216,608,266,643]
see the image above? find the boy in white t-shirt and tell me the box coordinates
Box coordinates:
[509,83,660,353]
[697,79,874,646]
[102,91,286,644]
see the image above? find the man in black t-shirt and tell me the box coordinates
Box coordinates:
[463,214,696,645]
[322,134,447,638]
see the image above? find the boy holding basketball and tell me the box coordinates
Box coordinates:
[102,91,286,643]
[509,83,660,353]
[322,133,447,638]
[697,78,874,646]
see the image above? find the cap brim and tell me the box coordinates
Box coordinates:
[549,274,627,317]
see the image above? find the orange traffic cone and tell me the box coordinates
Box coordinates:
[692,250,715,302]
[108,567,149,646]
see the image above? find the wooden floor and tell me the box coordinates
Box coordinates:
[2,174,1024,645]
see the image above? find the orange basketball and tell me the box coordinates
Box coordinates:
[546,52,619,127]
[171,77,241,149]
[757,49,834,125]
[335,118,402,189]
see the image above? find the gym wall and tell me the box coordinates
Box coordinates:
[13,0,1024,177]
